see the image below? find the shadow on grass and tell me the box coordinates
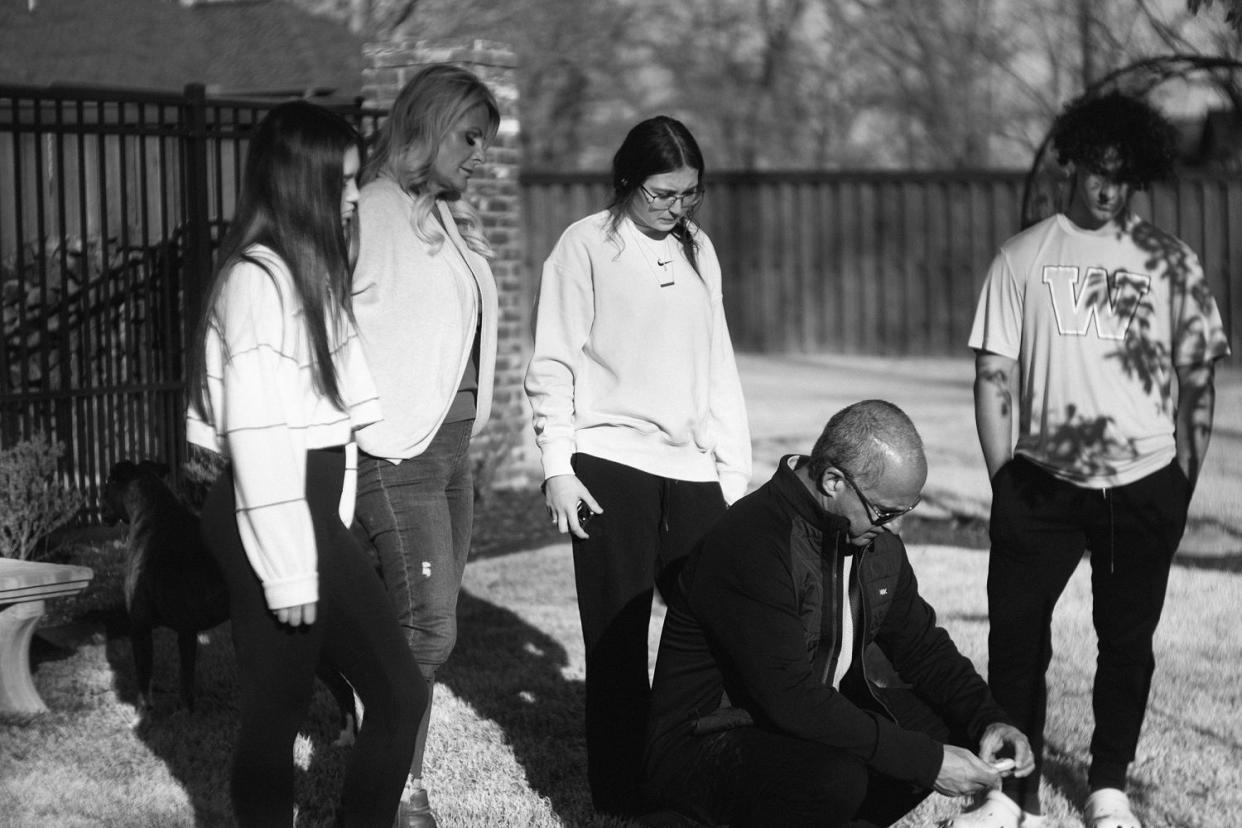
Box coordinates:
[1173,550,1242,573]
[1041,741,1091,812]
[438,588,592,824]
[899,513,1242,575]
[86,618,356,827]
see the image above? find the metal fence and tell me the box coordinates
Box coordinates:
[3,81,1238,512]
[524,170,1241,356]
[0,83,381,509]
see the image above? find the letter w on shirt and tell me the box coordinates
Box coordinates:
[1042,266,1151,340]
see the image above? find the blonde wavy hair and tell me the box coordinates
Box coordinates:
[364,64,500,258]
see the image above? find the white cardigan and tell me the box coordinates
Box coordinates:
[525,211,752,503]
[186,245,381,611]
[351,178,498,461]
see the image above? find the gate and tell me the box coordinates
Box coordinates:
[0,83,381,511]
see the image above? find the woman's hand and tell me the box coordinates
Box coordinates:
[544,474,602,540]
[275,602,318,627]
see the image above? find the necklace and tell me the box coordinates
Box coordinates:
[629,221,677,287]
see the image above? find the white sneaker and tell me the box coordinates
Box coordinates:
[944,790,1022,828]
[1085,788,1141,828]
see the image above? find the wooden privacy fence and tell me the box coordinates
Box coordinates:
[523,170,1240,356]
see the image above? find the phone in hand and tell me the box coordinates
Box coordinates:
[576,501,594,528]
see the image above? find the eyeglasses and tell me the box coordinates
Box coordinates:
[639,184,703,211]
[829,462,920,527]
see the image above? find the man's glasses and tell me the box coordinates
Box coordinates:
[639,184,703,211]
[830,463,920,527]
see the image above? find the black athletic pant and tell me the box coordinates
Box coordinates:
[986,457,1190,812]
[201,449,424,827]
[643,704,949,827]
[570,453,728,816]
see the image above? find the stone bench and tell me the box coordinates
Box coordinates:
[0,558,94,715]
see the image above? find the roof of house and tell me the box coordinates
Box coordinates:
[0,0,364,98]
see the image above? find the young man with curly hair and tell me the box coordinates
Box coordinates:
[959,92,1231,828]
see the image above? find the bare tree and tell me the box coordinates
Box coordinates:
[287,0,1239,170]
[628,0,865,168]
[816,0,1025,167]
[293,0,420,37]
[1188,0,1242,32]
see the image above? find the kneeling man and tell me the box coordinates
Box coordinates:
[642,400,1033,827]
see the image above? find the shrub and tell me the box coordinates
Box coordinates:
[0,433,85,560]
[179,445,226,513]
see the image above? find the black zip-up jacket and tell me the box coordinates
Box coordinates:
[644,456,1012,789]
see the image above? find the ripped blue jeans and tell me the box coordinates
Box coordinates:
[354,419,475,675]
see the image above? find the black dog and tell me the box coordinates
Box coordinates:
[102,460,230,711]
[102,460,360,740]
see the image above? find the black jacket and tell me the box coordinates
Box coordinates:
[644,456,1011,789]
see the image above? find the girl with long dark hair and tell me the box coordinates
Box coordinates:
[187,100,422,827]
[524,115,752,816]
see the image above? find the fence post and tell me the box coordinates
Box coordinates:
[177,83,212,479]
[181,84,211,347]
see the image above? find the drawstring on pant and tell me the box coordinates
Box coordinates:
[1102,487,1116,574]
[660,479,673,533]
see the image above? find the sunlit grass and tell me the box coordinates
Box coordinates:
[4,527,1238,828]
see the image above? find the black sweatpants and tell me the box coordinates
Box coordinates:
[986,456,1191,811]
[643,704,948,828]
[201,449,424,827]
[570,453,728,816]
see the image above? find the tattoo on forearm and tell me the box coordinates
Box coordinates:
[980,368,1011,417]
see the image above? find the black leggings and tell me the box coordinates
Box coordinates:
[201,449,424,827]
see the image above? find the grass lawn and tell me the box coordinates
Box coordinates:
[3,488,1240,827]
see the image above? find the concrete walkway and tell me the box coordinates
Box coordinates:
[738,352,1241,554]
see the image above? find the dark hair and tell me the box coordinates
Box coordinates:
[188,101,362,416]
[807,400,924,487]
[607,115,704,273]
[1051,91,1179,189]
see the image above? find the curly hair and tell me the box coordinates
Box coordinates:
[1051,91,1179,189]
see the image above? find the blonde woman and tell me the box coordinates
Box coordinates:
[350,64,500,827]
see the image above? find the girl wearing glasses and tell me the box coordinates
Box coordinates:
[524,115,752,817]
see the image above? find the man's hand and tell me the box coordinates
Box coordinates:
[933,745,1003,797]
[544,474,602,540]
[978,722,1036,778]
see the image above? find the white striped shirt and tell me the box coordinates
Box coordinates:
[187,245,381,610]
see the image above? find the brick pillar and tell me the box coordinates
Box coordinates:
[362,39,537,493]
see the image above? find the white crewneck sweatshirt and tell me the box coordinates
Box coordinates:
[525,211,752,503]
